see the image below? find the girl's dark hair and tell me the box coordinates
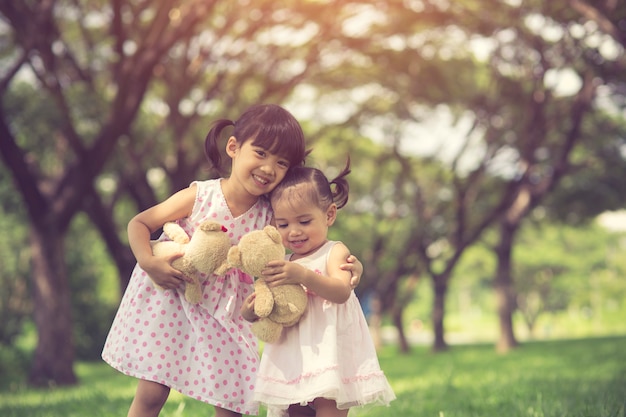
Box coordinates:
[270,157,351,210]
[204,104,308,173]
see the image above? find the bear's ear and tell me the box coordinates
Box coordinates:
[200,221,227,233]
[265,226,282,244]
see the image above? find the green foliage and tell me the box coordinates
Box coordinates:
[0,336,624,417]
[6,82,71,172]
[0,164,30,346]
[545,105,626,223]
[0,343,30,392]
[66,214,119,360]
[448,219,626,335]
[512,221,626,335]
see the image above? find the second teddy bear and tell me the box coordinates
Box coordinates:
[227,225,308,343]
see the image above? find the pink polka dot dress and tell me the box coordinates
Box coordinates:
[102,179,272,415]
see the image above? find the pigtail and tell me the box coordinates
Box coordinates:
[204,119,235,173]
[329,156,351,209]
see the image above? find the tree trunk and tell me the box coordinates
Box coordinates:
[392,305,410,353]
[494,219,519,353]
[28,227,77,386]
[431,275,448,352]
[82,188,136,292]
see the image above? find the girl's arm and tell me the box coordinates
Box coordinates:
[128,185,197,289]
[263,242,354,304]
[340,255,363,288]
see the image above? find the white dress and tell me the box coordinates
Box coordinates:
[102,179,272,415]
[254,241,395,417]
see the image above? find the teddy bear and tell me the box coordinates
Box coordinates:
[227,225,308,343]
[150,220,231,304]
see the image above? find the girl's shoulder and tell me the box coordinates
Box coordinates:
[327,240,350,260]
[325,240,348,252]
[185,179,222,221]
[189,179,223,204]
[191,178,221,193]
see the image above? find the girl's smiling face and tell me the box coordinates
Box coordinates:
[227,136,291,197]
[271,183,337,259]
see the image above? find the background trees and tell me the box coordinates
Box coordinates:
[1,0,625,386]
[304,0,626,351]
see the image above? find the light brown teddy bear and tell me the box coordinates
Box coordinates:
[227,225,308,343]
[150,220,231,304]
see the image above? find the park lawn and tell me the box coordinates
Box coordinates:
[0,335,624,417]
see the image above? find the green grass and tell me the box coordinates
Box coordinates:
[1,336,624,417]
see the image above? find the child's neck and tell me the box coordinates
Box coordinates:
[220,179,259,218]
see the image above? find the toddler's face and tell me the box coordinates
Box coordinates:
[272,185,335,258]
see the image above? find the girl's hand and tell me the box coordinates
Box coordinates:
[261,260,308,287]
[240,293,258,322]
[340,254,363,288]
[140,252,189,290]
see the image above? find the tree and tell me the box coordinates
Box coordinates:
[303,0,626,352]
[0,0,227,386]
[485,0,626,351]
